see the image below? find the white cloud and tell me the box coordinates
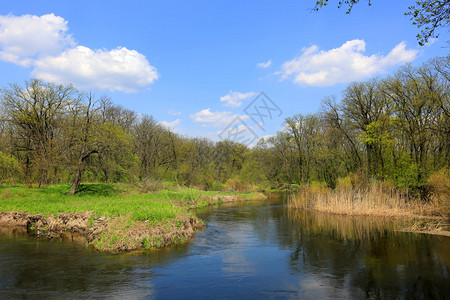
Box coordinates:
[168,109,182,116]
[160,119,181,130]
[190,108,249,127]
[257,59,272,68]
[280,40,418,86]
[32,46,158,92]
[0,13,74,67]
[0,13,158,92]
[424,37,437,47]
[220,90,257,108]
[261,134,274,141]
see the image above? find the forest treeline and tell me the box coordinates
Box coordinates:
[261,56,449,199]
[0,56,448,198]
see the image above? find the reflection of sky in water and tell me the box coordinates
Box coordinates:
[222,248,254,275]
[0,195,449,299]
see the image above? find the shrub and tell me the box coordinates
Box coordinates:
[224,178,250,192]
[207,180,225,191]
[336,175,352,191]
[0,152,19,185]
[427,168,450,204]
[139,178,166,192]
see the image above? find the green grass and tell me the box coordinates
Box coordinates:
[0,184,197,221]
[0,183,266,251]
[0,183,264,221]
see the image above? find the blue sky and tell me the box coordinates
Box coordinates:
[1,0,449,144]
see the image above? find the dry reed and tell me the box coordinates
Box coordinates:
[289,181,447,219]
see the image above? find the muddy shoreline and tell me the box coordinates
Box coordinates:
[0,211,203,252]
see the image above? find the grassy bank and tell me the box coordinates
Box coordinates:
[0,183,266,251]
[289,181,449,235]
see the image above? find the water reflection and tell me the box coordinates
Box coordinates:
[0,230,193,299]
[286,209,399,241]
[0,193,448,299]
[283,204,450,299]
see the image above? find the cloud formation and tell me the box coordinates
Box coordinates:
[257,59,272,68]
[160,119,181,130]
[0,13,158,92]
[0,13,74,67]
[190,108,249,127]
[33,46,158,92]
[168,109,182,116]
[280,40,418,86]
[220,90,257,108]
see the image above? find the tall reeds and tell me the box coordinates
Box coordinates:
[289,180,445,218]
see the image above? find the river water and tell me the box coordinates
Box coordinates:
[0,193,449,299]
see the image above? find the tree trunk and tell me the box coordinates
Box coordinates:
[38,169,48,188]
[103,168,110,183]
[69,168,82,195]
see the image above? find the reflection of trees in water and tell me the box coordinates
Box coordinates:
[199,194,450,298]
[283,208,450,299]
[0,232,190,298]
[1,194,447,298]
[287,209,399,241]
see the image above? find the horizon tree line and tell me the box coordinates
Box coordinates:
[0,56,448,198]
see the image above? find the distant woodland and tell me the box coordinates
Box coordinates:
[0,56,448,199]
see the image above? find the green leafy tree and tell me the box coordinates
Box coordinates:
[406,0,450,46]
[63,93,132,194]
[313,0,449,45]
[0,151,19,185]
[0,79,76,186]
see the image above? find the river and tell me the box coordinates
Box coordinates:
[0,193,449,299]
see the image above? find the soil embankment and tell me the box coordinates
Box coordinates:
[0,211,203,252]
[0,192,266,252]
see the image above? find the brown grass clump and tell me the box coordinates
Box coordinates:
[401,219,450,236]
[289,179,447,219]
[427,168,450,215]
[224,178,252,192]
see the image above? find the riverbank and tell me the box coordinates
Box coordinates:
[288,182,450,236]
[0,184,266,251]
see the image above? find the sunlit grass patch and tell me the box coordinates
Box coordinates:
[0,183,264,251]
[0,183,260,220]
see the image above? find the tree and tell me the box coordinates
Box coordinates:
[182,138,213,187]
[341,79,391,176]
[313,0,450,46]
[321,96,362,170]
[212,140,247,182]
[0,151,19,185]
[384,63,445,184]
[64,93,132,194]
[0,79,76,187]
[133,115,176,180]
[253,138,285,183]
[313,0,372,14]
[97,97,137,182]
[266,132,297,183]
[406,0,450,46]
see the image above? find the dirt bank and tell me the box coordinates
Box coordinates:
[87,214,204,251]
[0,211,91,235]
[0,211,203,252]
[0,192,265,252]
